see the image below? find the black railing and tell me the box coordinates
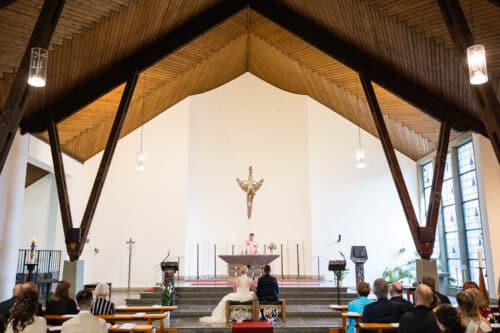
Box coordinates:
[16,249,62,303]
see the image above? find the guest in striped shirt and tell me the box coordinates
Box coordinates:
[90,283,115,315]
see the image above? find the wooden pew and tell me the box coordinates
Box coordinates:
[115,305,177,314]
[329,304,348,313]
[358,323,399,333]
[341,312,361,333]
[47,324,156,333]
[45,313,168,333]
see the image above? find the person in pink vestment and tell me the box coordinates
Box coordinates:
[245,233,258,255]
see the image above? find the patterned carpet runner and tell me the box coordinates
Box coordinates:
[232,321,273,333]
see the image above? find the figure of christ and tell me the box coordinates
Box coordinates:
[236,166,264,219]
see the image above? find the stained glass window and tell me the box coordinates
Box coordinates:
[419,139,486,288]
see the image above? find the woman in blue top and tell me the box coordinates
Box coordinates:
[347,281,374,333]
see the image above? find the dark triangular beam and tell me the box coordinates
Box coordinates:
[249,0,486,136]
[20,0,247,134]
[360,74,445,259]
[359,74,425,257]
[425,121,451,232]
[48,71,139,261]
[47,114,73,233]
[78,71,139,257]
[437,0,500,163]
[0,0,65,175]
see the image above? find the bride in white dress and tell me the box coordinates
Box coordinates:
[200,266,257,323]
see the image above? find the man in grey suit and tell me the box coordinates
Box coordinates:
[62,289,107,333]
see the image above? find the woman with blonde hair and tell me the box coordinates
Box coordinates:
[456,289,491,333]
[200,265,256,323]
[90,283,115,315]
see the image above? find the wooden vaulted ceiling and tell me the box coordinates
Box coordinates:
[0,0,498,161]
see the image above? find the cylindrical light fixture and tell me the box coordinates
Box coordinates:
[28,47,48,87]
[136,151,145,171]
[355,148,367,169]
[467,44,488,85]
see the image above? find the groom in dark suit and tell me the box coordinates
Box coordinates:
[257,265,279,302]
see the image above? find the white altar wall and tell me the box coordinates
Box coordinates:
[185,73,313,279]
[17,73,423,288]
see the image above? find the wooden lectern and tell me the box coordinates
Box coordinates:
[219,255,279,279]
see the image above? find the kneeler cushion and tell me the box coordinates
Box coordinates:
[232,321,273,333]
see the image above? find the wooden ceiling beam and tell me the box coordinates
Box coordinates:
[437,0,500,163]
[77,71,139,258]
[425,120,451,233]
[0,0,65,175]
[47,112,80,260]
[20,0,247,134]
[249,0,487,136]
[360,74,435,259]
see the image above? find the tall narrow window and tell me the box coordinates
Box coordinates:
[419,138,486,289]
[457,142,485,283]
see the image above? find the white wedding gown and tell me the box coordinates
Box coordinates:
[200,276,257,323]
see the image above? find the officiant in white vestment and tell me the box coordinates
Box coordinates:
[199,266,257,323]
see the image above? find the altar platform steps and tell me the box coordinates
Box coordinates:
[125,286,357,318]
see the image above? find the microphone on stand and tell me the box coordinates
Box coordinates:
[154,250,171,269]
[339,251,346,261]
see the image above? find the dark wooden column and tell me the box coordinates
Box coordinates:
[47,114,73,233]
[437,0,500,163]
[425,121,451,232]
[0,0,65,174]
[359,74,429,257]
[78,71,140,256]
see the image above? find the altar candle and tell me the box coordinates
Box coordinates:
[477,248,483,268]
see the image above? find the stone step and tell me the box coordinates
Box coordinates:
[175,293,355,299]
[172,305,342,318]
[175,299,352,306]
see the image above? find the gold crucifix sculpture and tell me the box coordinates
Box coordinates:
[236,166,264,219]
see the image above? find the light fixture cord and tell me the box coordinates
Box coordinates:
[469,0,474,40]
[356,84,363,150]
[140,73,145,153]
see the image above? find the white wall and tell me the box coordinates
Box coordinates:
[80,99,190,287]
[20,174,59,250]
[0,131,28,299]
[474,134,500,296]
[186,74,312,279]
[17,73,422,288]
[307,99,418,287]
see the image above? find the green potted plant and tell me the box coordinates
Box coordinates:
[334,268,349,286]
[161,285,174,306]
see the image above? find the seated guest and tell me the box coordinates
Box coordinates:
[436,305,465,333]
[398,283,440,333]
[347,281,373,333]
[20,283,43,317]
[5,287,46,333]
[361,278,405,331]
[256,265,279,302]
[422,276,450,306]
[62,289,107,333]
[0,284,22,332]
[90,283,114,315]
[389,281,413,313]
[456,289,492,333]
[462,281,493,322]
[45,281,78,315]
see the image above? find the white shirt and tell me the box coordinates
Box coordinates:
[61,311,107,333]
[6,316,46,333]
